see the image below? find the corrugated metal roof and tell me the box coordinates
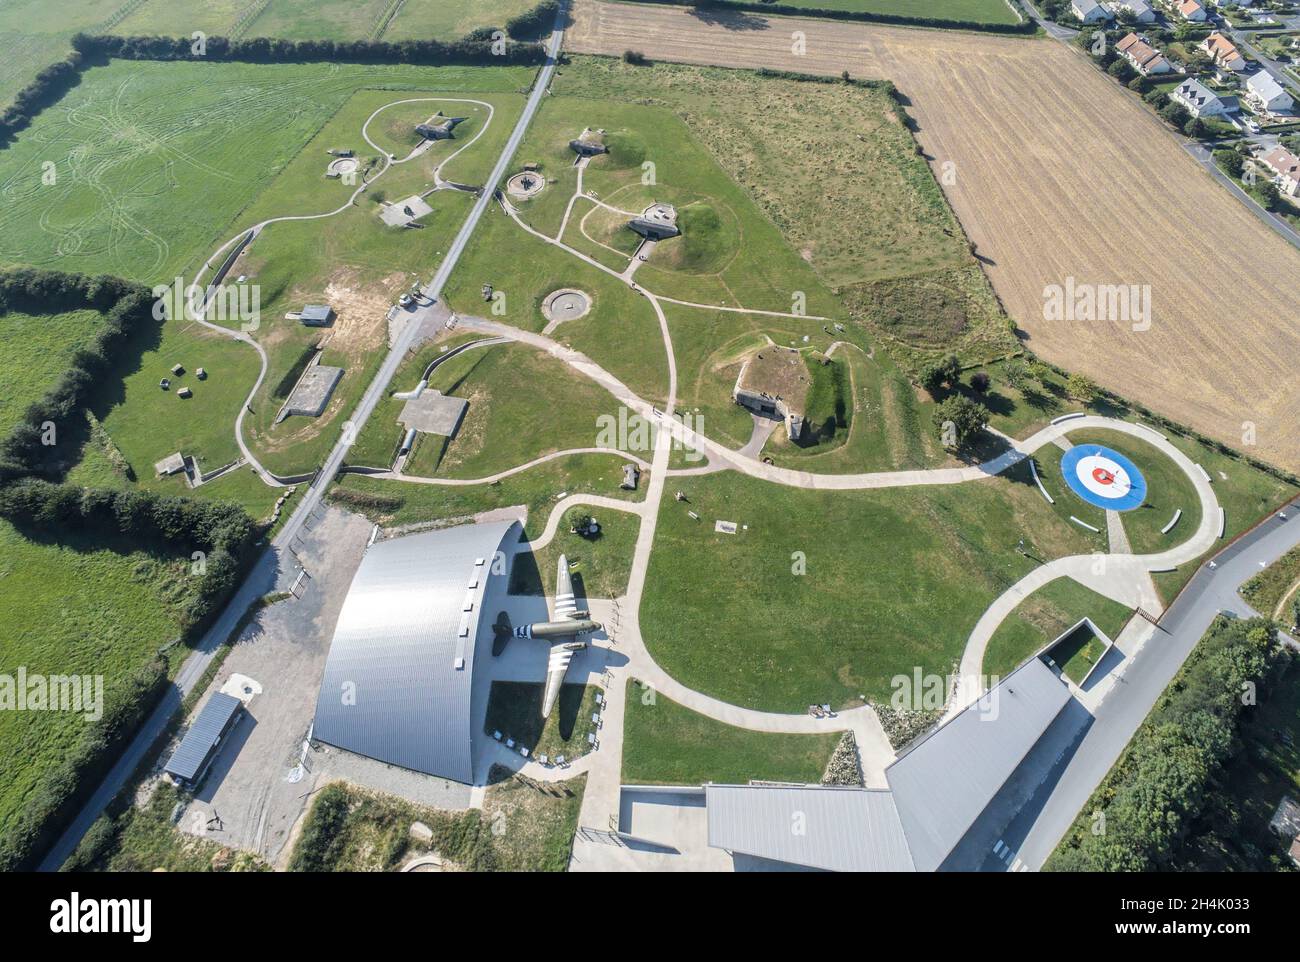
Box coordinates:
[886,657,1070,871]
[705,784,914,872]
[311,520,518,783]
[164,691,243,783]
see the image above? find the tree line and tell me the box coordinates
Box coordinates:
[70,30,548,67]
[0,268,155,484]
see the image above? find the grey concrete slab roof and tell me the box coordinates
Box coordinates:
[165,692,243,783]
[312,520,519,783]
[705,784,915,872]
[886,657,1071,871]
[400,390,468,436]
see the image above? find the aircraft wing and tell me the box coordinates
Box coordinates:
[554,554,578,620]
[541,644,576,718]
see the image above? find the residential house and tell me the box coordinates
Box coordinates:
[1202,32,1248,73]
[1177,0,1207,22]
[1246,70,1295,113]
[1112,0,1156,22]
[1118,33,1174,74]
[1171,78,1237,117]
[1072,0,1112,23]
[1260,145,1300,197]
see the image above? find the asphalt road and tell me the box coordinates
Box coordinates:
[1183,142,1300,249]
[1000,496,1300,871]
[36,6,571,872]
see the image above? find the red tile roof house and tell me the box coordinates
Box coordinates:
[1260,145,1300,198]
[1116,33,1173,75]
[1202,32,1248,73]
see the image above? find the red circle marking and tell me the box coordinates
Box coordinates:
[1092,467,1116,486]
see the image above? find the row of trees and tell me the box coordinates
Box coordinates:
[0,51,85,148]
[0,269,156,484]
[70,30,547,67]
[1048,616,1278,871]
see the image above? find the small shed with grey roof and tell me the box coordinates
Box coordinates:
[164,692,244,788]
[300,304,335,327]
[312,520,521,783]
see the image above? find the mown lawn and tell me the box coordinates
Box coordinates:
[1240,545,1300,621]
[483,682,600,761]
[640,465,1096,711]
[983,575,1132,680]
[329,452,644,529]
[622,680,840,785]
[513,506,640,601]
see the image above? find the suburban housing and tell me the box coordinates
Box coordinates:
[1170,78,1237,118]
[1260,145,1300,197]
[1202,32,1248,73]
[1246,71,1295,114]
[1117,33,1173,75]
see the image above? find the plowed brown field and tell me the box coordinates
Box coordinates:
[567,1,1300,471]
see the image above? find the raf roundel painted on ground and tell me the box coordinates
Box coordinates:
[1060,444,1148,512]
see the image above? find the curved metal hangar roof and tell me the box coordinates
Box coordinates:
[312,520,520,783]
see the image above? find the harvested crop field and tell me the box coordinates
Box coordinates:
[566,1,1300,472]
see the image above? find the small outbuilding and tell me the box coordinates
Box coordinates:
[177,387,193,399]
[569,128,608,157]
[155,452,186,477]
[164,691,244,789]
[733,347,810,442]
[416,115,466,140]
[300,304,335,327]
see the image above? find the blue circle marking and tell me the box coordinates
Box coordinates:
[1060,444,1147,512]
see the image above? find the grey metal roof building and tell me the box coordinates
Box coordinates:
[887,657,1071,871]
[312,520,519,783]
[706,785,914,872]
[164,691,244,786]
[703,657,1071,871]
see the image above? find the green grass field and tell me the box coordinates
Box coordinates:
[329,452,643,529]
[387,0,540,40]
[512,505,640,600]
[0,308,104,435]
[1240,545,1300,621]
[0,59,532,284]
[553,58,1016,370]
[622,680,841,785]
[983,576,1132,679]
[640,466,1096,711]
[483,682,599,761]
[0,519,198,846]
